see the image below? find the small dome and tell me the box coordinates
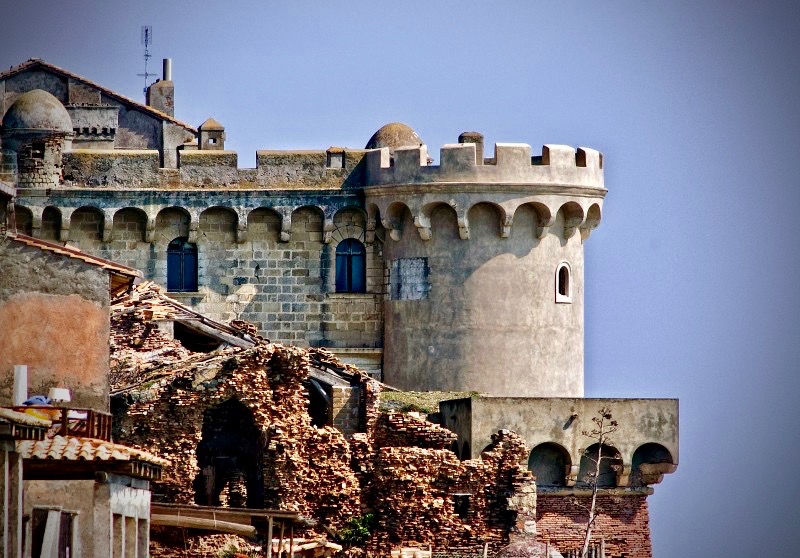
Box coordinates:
[365,122,423,153]
[2,89,72,134]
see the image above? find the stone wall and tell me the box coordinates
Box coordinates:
[536,493,653,558]
[20,198,385,351]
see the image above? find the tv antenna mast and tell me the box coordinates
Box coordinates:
[137,25,156,99]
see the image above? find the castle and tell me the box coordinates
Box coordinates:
[0,58,678,556]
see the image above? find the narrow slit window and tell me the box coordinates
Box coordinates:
[555,262,571,303]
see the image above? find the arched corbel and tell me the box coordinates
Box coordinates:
[618,464,632,488]
[145,213,156,243]
[187,210,199,243]
[536,214,556,239]
[235,208,248,244]
[59,210,73,242]
[322,215,335,244]
[563,214,585,241]
[279,212,291,243]
[365,216,377,245]
[102,209,115,242]
[381,218,401,242]
[565,464,579,487]
[579,221,599,241]
[413,214,432,241]
[500,213,514,238]
[457,215,470,240]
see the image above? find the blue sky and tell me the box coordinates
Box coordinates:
[3,1,799,555]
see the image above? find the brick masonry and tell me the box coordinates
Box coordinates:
[536,493,652,558]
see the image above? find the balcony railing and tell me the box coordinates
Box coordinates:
[12,406,113,441]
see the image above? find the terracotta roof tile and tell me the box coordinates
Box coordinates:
[16,435,170,467]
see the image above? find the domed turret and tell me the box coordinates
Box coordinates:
[1,89,73,188]
[2,89,72,134]
[365,122,423,155]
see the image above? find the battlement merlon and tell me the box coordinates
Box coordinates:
[365,142,605,191]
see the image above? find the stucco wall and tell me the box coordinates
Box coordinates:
[0,241,110,411]
[382,203,585,397]
[440,397,679,478]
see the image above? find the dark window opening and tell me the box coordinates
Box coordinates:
[578,443,622,488]
[558,265,569,296]
[307,378,330,428]
[460,441,471,461]
[31,142,45,159]
[167,237,198,292]
[335,238,366,293]
[173,321,223,353]
[453,494,471,519]
[194,398,264,508]
[528,442,570,487]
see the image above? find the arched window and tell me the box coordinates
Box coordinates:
[555,262,571,303]
[335,239,366,293]
[167,237,198,292]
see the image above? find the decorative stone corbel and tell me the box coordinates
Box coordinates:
[145,215,156,243]
[500,214,514,238]
[617,464,632,488]
[381,218,401,242]
[365,217,377,245]
[280,214,291,243]
[102,209,115,242]
[536,215,556,239]
[457,216,470,240]
[59,213,71,242]
[565,464,579,487]
[322,216,335,244]
[236,222,248,244]
[562,215,584,241]
[413,214,432,241]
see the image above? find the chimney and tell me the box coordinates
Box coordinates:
[458,132,484,165]
[146,58,175,116]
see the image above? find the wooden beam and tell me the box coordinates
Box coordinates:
[151,514,255,538]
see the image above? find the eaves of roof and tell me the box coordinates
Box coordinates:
[16,434,170,467]
[0,59,197,134]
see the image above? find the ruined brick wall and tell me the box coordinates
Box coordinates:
[535,493,652,558]
[116,344,361,529]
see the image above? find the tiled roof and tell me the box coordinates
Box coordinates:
[16,435,170,467]
[0,407,51,428]
[7,231,141,295]
[0,59,197,133]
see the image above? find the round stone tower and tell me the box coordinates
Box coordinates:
[364,129,605,397]
[1,89,73,189]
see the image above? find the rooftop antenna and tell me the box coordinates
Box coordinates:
[137,25,156,100]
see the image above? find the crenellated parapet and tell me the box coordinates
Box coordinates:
[364,142,605,243]
[54,148,369,190]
